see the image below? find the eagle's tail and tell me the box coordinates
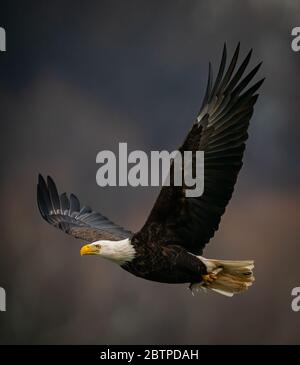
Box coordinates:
[190,257,255,297]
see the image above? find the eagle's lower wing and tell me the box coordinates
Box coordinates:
[134,44,264,255]
[37,175,132,242]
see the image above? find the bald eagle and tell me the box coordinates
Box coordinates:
[37,44,264,297]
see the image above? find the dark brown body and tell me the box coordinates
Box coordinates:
[122,237,207,284]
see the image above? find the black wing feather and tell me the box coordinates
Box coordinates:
[135,44,264,255]
[47,176,61,213]
[37,175,132,242]
[60,193,70,211]
[210,43,227,100]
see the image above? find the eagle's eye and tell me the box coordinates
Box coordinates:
[95,244,101,249]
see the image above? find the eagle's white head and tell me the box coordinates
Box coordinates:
[80,238,135,265]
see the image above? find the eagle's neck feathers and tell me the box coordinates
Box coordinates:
[98,238,136,265]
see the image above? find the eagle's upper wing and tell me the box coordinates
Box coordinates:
[37,175,133,242]
[134,44,264,255]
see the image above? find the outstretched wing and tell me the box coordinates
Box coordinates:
[37,175,133,242]
[135,43,264,255]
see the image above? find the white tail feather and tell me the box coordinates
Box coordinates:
[190,257,255,297]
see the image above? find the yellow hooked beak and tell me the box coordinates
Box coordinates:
[80,244,100,256]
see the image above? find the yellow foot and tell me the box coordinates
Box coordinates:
[202,272,218,286]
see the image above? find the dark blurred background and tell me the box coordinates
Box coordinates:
[0,0,300,344]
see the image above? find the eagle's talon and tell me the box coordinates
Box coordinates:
[202,273,218,286]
